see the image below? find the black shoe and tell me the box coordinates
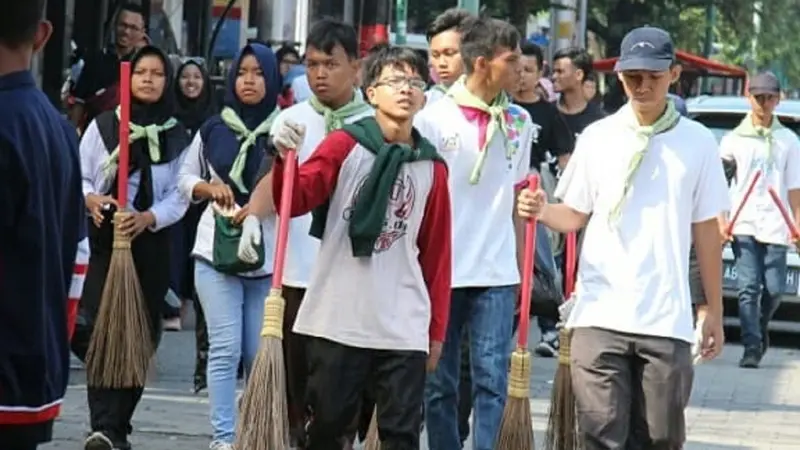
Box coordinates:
[84,432,113,450]
[534,331,559,358]
[739,347,762,369]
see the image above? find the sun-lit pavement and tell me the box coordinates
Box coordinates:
[43,325,800,450]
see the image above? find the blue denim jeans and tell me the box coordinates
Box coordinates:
[732,235,788,350]
[425,285,516,450]
[194,261,271,443]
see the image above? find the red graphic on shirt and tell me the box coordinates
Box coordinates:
[343,174,417,253]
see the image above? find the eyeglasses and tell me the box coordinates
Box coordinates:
[374,77,427,91]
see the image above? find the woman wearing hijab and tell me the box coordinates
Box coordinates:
[171,58,218,392]
[77,45,190,450]
[178,42,279,450]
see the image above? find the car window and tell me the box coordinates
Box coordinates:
[691,113,800,142]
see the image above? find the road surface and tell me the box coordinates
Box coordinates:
[43,326,800,449]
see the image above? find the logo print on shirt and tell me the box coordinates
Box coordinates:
[343,174,417,253]
[441,134,459,152]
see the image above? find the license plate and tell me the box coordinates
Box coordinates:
[722,261,800,294]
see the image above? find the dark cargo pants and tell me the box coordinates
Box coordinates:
[570,327,694,449]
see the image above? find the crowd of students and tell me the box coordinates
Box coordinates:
[5,0,800,449]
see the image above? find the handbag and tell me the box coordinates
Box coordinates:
[212,212,265,275]
[530,264,564,321]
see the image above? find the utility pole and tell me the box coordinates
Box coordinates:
[458,0,480,15]
[702,0,715,92]
[395,0,408,45]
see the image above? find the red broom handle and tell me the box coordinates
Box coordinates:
[271,150,298,289]
[767,186,800,241]
[565,232,577,297]
[117,62,131,209]
[726,170,762,236]
[516,174,539,349]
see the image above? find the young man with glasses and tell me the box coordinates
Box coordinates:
[69,2,146,131]
[264,46,452,449]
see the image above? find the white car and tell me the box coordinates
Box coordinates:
[687,95,800,330]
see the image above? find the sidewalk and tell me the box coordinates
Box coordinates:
[43,331,800,449]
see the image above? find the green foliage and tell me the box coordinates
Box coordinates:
[585,0,800,86]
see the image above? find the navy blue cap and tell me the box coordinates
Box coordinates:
[749,71,781,95]
[614,26,675,72]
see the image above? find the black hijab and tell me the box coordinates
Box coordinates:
[95,45,188,210]
[174,59,217,134]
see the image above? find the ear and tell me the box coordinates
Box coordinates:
[32,20,53,53]
[669,65,682,84]
[575,68,585,83]
[473,55,488,74]
[366,85,378,106]
[616,72,624,83]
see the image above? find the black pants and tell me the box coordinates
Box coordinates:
[283,286,310,442]
[570,327,694,449]
[71,216,169,447]
[0,421,52,449]
[305,337,426,450]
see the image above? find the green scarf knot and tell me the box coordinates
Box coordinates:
[220,106,279,193]
[309,117,444,257]
[733,112,784,169]
[608,99,681,225]
[447,76,514,184]
[309,91,372,134]
[102,107,178,177]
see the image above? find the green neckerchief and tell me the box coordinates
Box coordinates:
[608,99,681,225]
[102,107,178,177]
[309,117,444,257]
[308,91,372,134]
[220,106,280,193]
[732,112,785,168]
[447,76,514,184]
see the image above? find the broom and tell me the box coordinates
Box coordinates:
[767,185,800,253]
[85,61,154,389]
[363,408,380,450]
[234,148,298,450]
[543,227,578,450]
[725,170,762,238]
[496,174,539,450]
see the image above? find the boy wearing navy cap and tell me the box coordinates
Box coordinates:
[0,1,89,449]
[517,26,730,448]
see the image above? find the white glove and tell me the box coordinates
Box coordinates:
[237,215,262,264]
[691,318,704,364]
[273,120,306,155]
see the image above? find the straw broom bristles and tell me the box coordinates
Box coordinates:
[363,407,381,450]
[85,211,153,388]
[496,348,534,450]
[234,288,290,450]
[543,328,578,450]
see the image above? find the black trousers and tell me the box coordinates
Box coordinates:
[71,216,169,447]
[0,420,52,449]
[305,337,426,450]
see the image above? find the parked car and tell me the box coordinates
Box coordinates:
[686,95,800,330]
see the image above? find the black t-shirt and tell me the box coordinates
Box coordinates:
[552,101,607,157]
[71,47,133,124]
[516,99,564,169]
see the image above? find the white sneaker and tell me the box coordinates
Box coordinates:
[84,432,113,450]
[209,441,234,450]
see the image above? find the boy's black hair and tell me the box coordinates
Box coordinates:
[275,45,301,63]
[584,72,597,83]
[426,8,475,42]
[363,46,429,88]
[306,18,359,60]
[520,42,544,70]
[459,17,520,75]
[0,0,45,48]
[553,47,594,81]
[118,2,145,19]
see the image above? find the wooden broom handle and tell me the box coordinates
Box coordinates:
[726,169,762,236]
[517,174,539,349]
[117,61,131,209]
[767,186,800,240]
[271,150,297,289]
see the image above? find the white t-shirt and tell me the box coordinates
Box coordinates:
[555,113,730,343]
[416,97,534,287]
[720,125,800,245]
[424,88,447,107]
[270,101,373,287]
